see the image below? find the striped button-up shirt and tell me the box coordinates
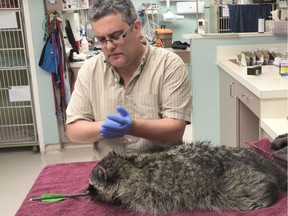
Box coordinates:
[66,43,192,159]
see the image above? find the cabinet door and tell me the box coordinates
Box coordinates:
[220,69,238,147]
[238,98,260,148]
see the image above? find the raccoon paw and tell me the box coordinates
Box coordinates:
[248,199,275,210]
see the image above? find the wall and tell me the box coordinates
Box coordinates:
[28,0,60,148]
[189,35,287,145]
[27,0,287,150]
[132,0,211,43]
[28,0,211,150]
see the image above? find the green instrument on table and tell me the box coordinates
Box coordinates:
[29,191,89,202]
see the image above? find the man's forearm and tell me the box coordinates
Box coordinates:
[66,120,104,143]
[128,118,186,141]
[67,118,186,143]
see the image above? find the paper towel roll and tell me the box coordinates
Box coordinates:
[258,18,265,33]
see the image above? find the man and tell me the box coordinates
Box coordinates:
[66,0,192,160]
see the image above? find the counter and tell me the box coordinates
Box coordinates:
[218,59,288,141]
[217,60,288,99]
[180,32,287,145]
[70,47,190,70]
[261,118,288,139]
[183,32,279,39]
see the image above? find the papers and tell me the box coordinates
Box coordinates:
[0,11,18,29]
[8,86,31,102]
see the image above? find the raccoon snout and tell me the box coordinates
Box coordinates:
[87,184,100,200]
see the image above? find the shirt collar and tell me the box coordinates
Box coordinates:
[104,37,150,77]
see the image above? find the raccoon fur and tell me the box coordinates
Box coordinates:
[88,141,287,214]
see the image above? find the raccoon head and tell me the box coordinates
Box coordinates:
[88,152,123,202]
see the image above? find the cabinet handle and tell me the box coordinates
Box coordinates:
[229,82,236,98]
[241,94,252,101]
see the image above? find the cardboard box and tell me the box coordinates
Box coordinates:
[155,28,173,48]
[44,0,63,12]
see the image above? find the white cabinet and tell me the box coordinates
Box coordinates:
[219,59,288,147]
[238,97,260,147]
[220,68,260,148]
[220,68,237,147]
[44,0,91,13]
[236,80,260,147]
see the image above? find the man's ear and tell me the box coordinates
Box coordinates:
[133,20,142,36]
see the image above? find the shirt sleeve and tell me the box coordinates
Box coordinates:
[66,60,94,124]
[161,51,192,123]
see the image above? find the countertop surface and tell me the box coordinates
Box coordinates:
[261,118,288,139]
[217,59,288,99]
[183,32,279,39]
[69,48,190,68]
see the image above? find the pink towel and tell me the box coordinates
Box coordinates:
[245,138,274,159]
[246,137,287,168]
[16,160,287,216]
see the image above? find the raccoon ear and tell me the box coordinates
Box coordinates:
[95,166,107,182]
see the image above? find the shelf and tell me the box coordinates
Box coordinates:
[45,0,91,13]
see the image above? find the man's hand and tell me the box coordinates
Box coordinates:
[100,106,132,138]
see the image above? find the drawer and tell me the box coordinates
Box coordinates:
[236,82,260,118]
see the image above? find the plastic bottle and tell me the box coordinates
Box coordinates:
[81,37,89,53]
[258,18,265,33]
[258,2,265,33]
[279,52,288,77]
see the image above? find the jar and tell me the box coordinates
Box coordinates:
[279,52,288,77]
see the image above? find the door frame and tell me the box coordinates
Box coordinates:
[23,1,45,153]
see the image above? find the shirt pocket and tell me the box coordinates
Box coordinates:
[134,94,161,119]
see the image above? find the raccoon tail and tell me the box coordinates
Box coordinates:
[248,150,287,192]
[264,160,287,192]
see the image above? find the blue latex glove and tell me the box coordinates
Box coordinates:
[100,106,132,138]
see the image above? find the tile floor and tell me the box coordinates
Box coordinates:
[0,145,95,216]
[0,125,193,216]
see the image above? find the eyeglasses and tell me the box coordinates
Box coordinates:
[96,25,133,47]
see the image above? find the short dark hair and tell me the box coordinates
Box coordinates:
[88,0,137,25]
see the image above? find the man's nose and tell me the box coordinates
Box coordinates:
[105,40,116,49]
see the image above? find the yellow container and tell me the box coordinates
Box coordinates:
[279,60,288,76]
[155,28,173,48]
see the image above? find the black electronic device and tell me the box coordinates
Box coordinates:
[65,19,79,62]
[247,65,262,75]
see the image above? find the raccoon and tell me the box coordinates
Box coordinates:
[88,141,287,214]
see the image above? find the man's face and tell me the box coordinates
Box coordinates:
[91,13,139,68]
